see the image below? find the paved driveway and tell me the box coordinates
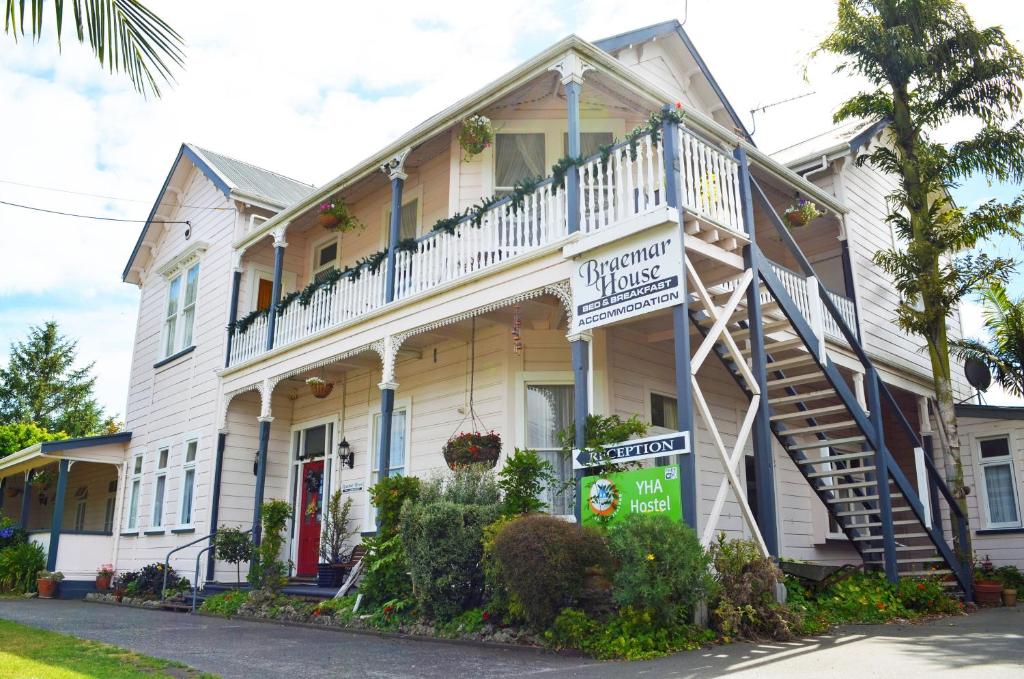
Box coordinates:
[0,599,1021,678]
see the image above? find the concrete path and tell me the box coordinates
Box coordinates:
[0,599,1021,678]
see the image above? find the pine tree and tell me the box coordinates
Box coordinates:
[0,322,109,437]
[819,0,1024,524]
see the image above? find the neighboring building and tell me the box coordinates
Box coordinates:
[0,19,1003,600]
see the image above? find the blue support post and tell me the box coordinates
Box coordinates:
[565,80,582,234]
[46,459,70,572]
[376,387,396,482]
[19,471,32,530]
[206,432,226,580]
[866,368,898,582]
[384,174,406,303]
[735,146,780,557]
[264,243,286,351]
[572,338,589,522]
[252,419,271,546]
[661,105,697,528]
[225,269,242,367]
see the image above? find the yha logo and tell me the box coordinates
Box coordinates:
[588,478,618,517]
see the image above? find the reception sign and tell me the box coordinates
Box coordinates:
[570,222,684,333]
[572,431,690,470]
[580,465,682,528]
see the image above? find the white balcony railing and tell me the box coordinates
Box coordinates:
[767,264,857,343]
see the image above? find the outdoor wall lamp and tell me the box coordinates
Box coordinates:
[337,438,354,469]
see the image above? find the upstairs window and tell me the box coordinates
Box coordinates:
[313,239,339,283]
[978,436,1021,529]
[163,262,200,357]
[495,133,545,196]
[386,198,420,243]
[563,131,614,159]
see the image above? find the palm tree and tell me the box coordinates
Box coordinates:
[3,0,184,98]
[953,283,1024,397]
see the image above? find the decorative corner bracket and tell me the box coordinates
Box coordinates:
[380,147,412,181]
[549,52,594,86]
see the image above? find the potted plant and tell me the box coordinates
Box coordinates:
[442,431,501,469]
[996,565,1022,607]
[36,570,64,599]
[96,564,115,591]
[974,557,1004,606]
[457,114,494,160]
[306,376,334,399]
[317,199,363,233]
[783,198,822,227]
[317,491,357,588]
[30,470,54,489]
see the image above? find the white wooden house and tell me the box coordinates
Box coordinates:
[2,20,1015,600]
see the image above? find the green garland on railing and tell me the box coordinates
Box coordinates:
[230,307,269,336]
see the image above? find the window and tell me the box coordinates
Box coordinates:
[313,239,339,282]
[179,440,198,526]
[126,454,143,530]
[526,384,574,515]
[562,132,615,159]
[650,393,679,432]
[293,423,332,461]
[151,447,169,528]
[73,500,87,532]
[978,436,1021,528]
[495,133,545,195]
[368,407,408,525]
[163,262,200,357]
[385,198,420,243]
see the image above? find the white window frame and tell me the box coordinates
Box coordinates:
[73,499,87,532]
[151,446,170,529]
[364,398,412,529]
[975,434,1022,530]
[516,372,574,517]
[646,389,679,435]
[310,234,341,281]
[126,453,143,531]
[104,478,117,534]
[178,437,200,527]
[380,185,424,245]
[161,262,201,358]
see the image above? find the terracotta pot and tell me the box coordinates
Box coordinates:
[309,382,334,399]
[974,579,1004,606]
[785,211,807,227]
[1003,588,1017,607]
[37,578,58,599]
[444,445,500,470]
[114,590,124,603]
[96,575,112,591]
[318,213,339,229]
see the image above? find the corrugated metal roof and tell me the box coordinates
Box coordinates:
[188,144,315,207]
[771,119,889,167]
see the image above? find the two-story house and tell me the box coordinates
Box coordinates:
[3,19,1009,601]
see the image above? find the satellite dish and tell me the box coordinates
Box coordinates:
[964,357,992,392]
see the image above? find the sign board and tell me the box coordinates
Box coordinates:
[573,431,690,470]
[581,465,682,527]
[570,222,684,334]
[341,481,364,493]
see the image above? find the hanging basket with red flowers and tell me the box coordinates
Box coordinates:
[442,431,501,469]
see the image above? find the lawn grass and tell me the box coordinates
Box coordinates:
[0,619,217,678]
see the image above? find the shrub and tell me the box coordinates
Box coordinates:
[368,475,420,537]
[248,499,291,593]
[199,590,248,617]
[710,535,800,641]
[125,562,188,599]
[481,517,514,618]
[996,565,1024,590]
[558,414,648,475]
[319,491,357,564]
[214,526,253,585]
[498,448,555,516]
[0,542,45,593]
[896,577,961,614]
[607,513,715,625]
[546,608,716,660]
[358,533,412,609]
[492,514,611,629]
[400,465,503,620]
[0,512,27,550]
[312,595,359,624]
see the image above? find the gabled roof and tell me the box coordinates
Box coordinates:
[593,19,752,144]
[122,144,315,283]
[771,118,891,169]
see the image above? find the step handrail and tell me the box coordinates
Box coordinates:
[160,528,252,602]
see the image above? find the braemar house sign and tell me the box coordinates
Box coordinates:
[570,223,683,334]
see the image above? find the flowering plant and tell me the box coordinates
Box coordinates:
[783,199,822,227]
[457,115,494,160]
[306,377,326,386]
[442,431,501,469]
[318,198,363,233]
[97,564,115,577]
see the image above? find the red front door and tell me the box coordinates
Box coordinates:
[296,460,324,577]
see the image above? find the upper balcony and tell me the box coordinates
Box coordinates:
[222,42,856,373]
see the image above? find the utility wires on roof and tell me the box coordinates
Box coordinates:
[0,177,232,211]
[0,199,190,225]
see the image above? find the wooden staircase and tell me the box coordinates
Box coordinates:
[692,247,972,596]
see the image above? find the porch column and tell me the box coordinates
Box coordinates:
[252,417,272,546]
[867,368,898,582]
[662,106,698,530]
[265,231,288,351]
[735,146,779,557]
[46,459,70,572]
[19,470,32,530]
[917,395,943,531]
[206,432,227,579]
[571,334,590,522]
[382,150,410,304]
[552,53,590,234]
[838,233,862,341]
[224,260,243,367]
[376,384,397,483]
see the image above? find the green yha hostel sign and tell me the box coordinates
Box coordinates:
[580,464,682,527]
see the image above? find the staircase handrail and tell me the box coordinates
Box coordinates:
[161,527,252,602]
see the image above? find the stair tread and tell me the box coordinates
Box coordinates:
[785,420,858,436]
[732,319,792,339]
[769,389,837,406]
[765,355,817,371]
[767,372,829,389]
[852,532,929,541]
[806,465,876,478]
[795,449,872,462]
[771,404,848,422]
[862,545,939,553]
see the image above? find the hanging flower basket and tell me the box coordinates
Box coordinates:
[306,377,334,399]
[783,199,822,228]
[318,200,363,233]
[442,431,501,469]
[457,115,494,160]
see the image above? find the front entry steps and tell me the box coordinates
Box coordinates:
[690,262,968,596]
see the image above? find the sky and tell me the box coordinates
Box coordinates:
[0,0,1022,418]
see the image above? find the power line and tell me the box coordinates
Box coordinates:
[0,177,232,211]
[0,199,190,224]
